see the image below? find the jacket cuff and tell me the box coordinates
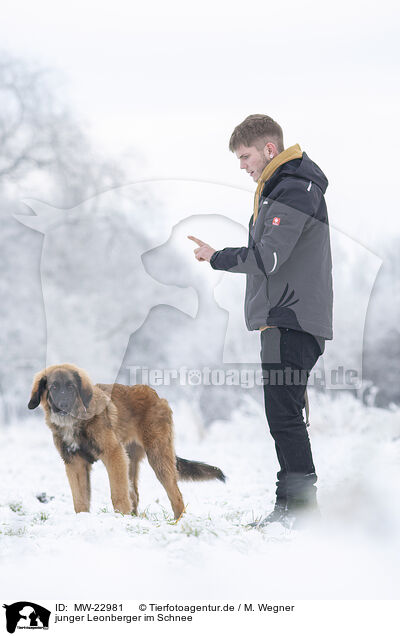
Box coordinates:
[210,250,221,269]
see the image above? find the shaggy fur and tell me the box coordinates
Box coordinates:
[28,363,225,519]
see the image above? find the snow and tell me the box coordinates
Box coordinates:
[1,390,399,600]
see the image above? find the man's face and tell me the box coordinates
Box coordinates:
[235,143,270,182]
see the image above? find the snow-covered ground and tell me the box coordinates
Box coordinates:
[1,390,399,600]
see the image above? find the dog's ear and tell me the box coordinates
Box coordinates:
[72,370,93,409]
[28,375,47,409]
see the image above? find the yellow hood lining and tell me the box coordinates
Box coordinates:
[253,144,302,224]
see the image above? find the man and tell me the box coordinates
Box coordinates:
[189,114,333,528]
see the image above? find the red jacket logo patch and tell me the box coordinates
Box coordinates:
[272,217,281,226]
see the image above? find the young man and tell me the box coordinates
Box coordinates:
[189,114,333,528]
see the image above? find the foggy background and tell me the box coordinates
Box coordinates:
[0,0,399,422]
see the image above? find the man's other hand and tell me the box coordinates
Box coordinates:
[188,235,216,262]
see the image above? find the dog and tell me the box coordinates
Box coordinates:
[28,363,225,519]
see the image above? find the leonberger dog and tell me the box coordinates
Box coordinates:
[28,363,225,519]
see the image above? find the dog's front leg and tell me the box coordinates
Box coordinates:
[101,439,132,515]
[64,456,92,513]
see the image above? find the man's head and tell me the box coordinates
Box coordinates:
[229,114,284,182]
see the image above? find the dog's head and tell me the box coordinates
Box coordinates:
[28,364,93,419]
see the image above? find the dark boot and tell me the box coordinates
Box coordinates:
[248,499,287,528]
[281,496,321,529]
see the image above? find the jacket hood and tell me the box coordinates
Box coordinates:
[253,144,303,224]
[275,151,328,194]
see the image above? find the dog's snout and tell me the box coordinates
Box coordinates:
[55,392,72,412]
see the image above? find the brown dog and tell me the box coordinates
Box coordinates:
[28,363,225,519]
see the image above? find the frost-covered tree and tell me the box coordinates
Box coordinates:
[363,237,400,406]
[0,52,126,207]
[0,52,130,420]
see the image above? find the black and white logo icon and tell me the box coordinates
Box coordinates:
[2,602,51,633]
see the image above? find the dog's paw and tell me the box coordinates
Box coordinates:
[113,499,133,515]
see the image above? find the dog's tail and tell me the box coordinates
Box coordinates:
[175,456,226,483]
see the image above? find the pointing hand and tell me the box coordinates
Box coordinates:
[188,235,216,263]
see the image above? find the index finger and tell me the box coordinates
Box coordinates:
[187,235,206,247]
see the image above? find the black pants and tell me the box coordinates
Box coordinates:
[260,327,322,503]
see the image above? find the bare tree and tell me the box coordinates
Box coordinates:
[0,51,134,422]
[0,51,125,207]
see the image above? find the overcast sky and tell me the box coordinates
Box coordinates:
[1,0,399,248]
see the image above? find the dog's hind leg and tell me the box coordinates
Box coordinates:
[126,442,145,515]
[145,443,185,520]
[64,456,92,513]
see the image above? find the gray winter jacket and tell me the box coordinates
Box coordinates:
[210,150,333,341]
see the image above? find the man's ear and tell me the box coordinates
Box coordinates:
[72,370,93,409]
[28,375,47,409]
[264,141,278,160]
